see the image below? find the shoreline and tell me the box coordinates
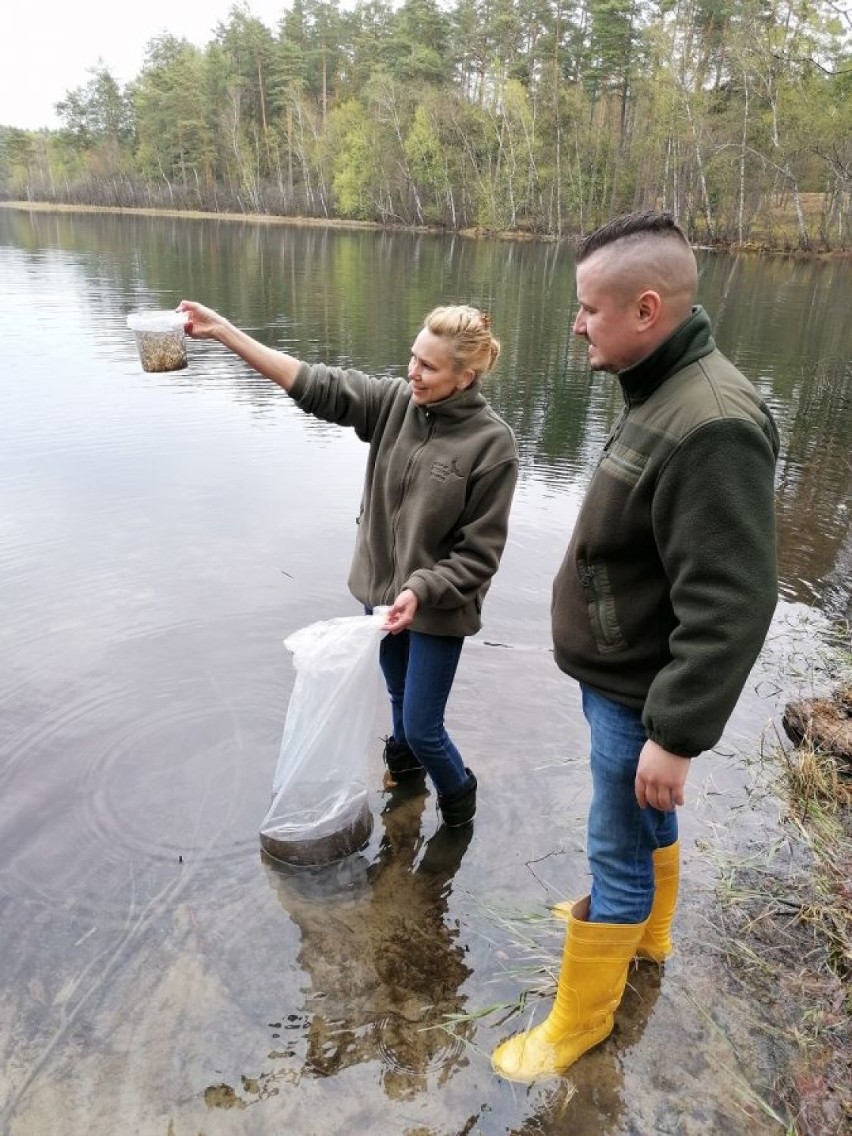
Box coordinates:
[2,199,848,259]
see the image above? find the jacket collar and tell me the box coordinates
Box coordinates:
[617,306,716,404]
[411,378,487,420]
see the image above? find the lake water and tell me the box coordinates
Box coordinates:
[0,207,849,1135]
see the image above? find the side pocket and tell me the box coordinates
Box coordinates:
[577,559,626,653]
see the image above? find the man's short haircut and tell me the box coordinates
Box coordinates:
[576,211,690,263]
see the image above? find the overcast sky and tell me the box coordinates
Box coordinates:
[1,1,291,131]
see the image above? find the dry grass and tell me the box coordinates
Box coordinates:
[716,627,852,1136]
[735,192,849,253]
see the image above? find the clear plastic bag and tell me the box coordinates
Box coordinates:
[259,610,388,865]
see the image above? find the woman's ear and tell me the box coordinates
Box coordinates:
[457,367,476,390]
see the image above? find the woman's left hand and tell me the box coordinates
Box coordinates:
[383,589,419,634]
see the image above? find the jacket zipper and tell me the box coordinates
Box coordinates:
[385,410,435,602]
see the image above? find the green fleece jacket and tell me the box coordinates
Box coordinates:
[551,307,779,757]
[291,362,519,637]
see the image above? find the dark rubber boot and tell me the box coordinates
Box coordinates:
[417,822,474,875]
[437,769,477,828]
[382,737,425,789]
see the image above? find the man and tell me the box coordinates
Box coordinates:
[492,211,779,1081]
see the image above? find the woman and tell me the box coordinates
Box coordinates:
[179,300,519,828]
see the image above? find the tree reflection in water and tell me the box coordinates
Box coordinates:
[263,786,474,1099]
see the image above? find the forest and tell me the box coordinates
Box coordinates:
[0,0,849,248]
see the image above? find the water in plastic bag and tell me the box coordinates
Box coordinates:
[259,610,388,865]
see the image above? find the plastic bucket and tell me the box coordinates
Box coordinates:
[127,310,188,372]
[259,785,374,866]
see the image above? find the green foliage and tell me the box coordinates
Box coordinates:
[133,36,218,188]
[404,102,451,223]
[0,0,847,246]
[55,64,134,148]
[386,0,453,84]
[328,99,385,218]
[0,128,33,195]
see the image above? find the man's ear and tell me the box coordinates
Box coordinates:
[636,289,662,329]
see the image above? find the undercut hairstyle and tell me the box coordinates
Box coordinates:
[576,211,690,263]
[424,305,501,378]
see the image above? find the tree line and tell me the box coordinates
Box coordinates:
[1,0,849,248]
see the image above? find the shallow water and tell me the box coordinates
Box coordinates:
[0,209,850,1134]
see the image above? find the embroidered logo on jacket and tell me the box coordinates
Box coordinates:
[430,458,465,482]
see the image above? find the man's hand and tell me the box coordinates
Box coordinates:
[635,739,690,811]
[383,589,419,634]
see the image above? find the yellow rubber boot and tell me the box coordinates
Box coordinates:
[636,840,680,963]
[491,897,648,1082]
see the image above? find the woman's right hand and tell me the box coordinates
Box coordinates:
[178,300,226,340]
[383,589,419,634]
[177,301,302,393]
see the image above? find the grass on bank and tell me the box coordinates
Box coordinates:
[714,623,851,1135]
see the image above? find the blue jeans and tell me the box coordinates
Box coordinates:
[582,684,678,925]
[379,629,468,795]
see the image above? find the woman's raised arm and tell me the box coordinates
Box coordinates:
[179,300,303,393]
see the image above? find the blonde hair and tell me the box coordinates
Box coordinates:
[423,305,501,379]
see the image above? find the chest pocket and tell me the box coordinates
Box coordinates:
[600,441,647,487]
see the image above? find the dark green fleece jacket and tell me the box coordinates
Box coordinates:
[551,307,779,756]
[291,362,518,637]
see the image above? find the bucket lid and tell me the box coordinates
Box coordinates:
[126,309,188,332]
